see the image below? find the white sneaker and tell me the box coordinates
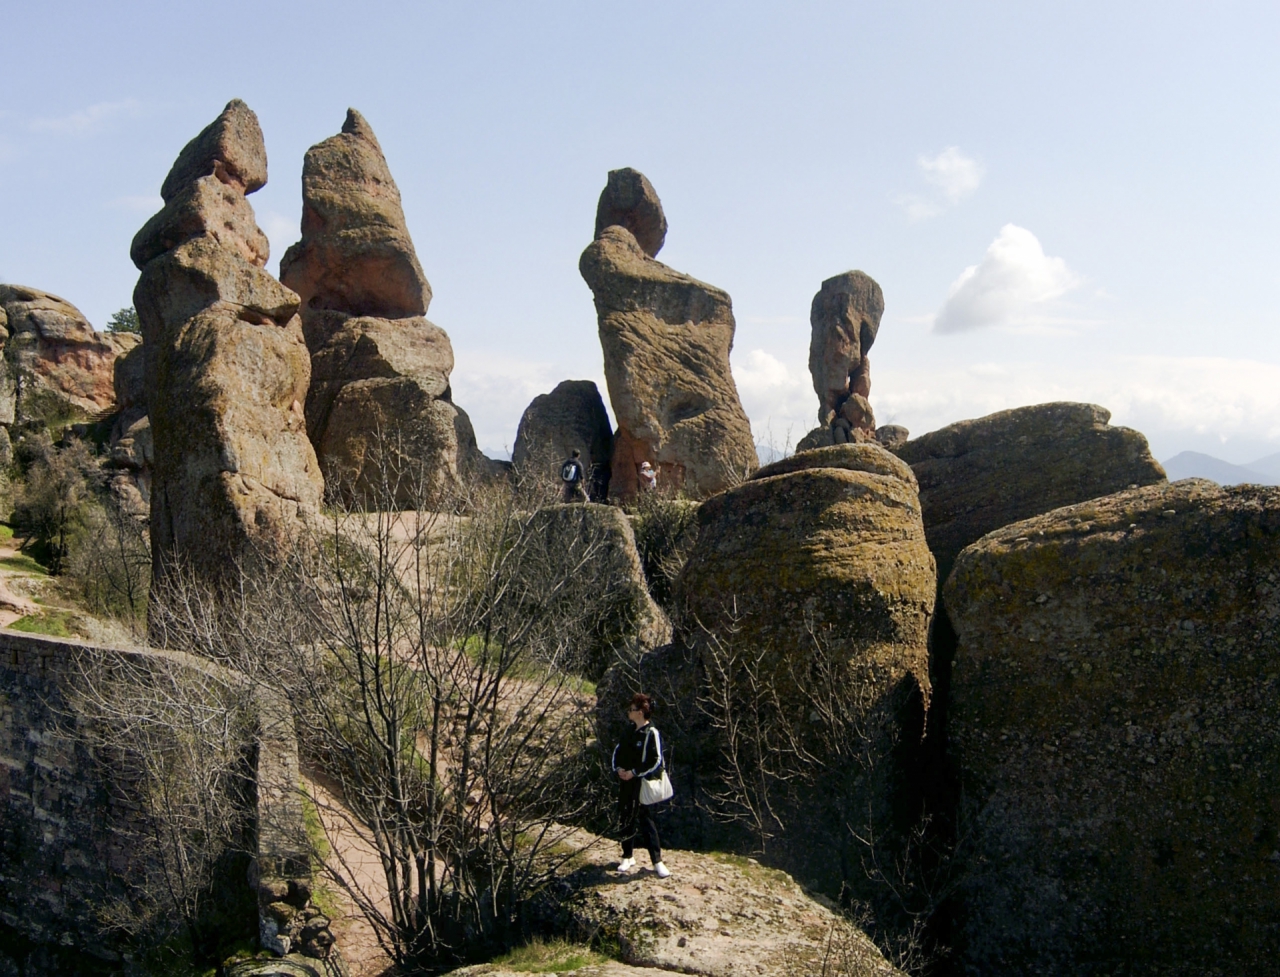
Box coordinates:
[654,861,671,878]
[617,857,635,874]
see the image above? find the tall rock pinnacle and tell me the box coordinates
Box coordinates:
[131,99,323,588]
[280,109,487,506]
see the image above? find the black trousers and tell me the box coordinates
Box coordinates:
[618,779,662,863]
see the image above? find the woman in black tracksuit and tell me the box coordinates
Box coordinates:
[612,692,671,878]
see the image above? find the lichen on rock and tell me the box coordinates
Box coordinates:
[946,478,1280,974]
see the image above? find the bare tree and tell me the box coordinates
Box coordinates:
[65,647,256,960]
[149,453,620,971]
[688,619,961,974]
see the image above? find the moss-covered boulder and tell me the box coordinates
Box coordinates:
[945,479,1280,975]
[600,444,936,896]
[677,442,934,675]
[894,402,1165,583]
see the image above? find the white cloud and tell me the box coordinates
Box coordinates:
[873,354,1280,458]
[30,99,141,136]
[933,224,1079,333]
[898,146,984,221]
[731,348,815,452]
[919,146,985,203]
[898,194,942,221]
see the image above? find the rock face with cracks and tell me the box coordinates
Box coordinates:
[131,99,322,584]
[580,173,756,498]
[893,402,1166,584]
[280,109,486,506]
[945,479,1280,975]
[512,380,613,496]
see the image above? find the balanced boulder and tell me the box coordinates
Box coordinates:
[580,171,757,498]
[945,479,1280,975]
[280,109,486,506]
[894,402,1166,583]
[799,271,883,448]
[512,380,613,497]
[593,167,668,259]
[131,99,323,584]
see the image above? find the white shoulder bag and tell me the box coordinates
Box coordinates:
[638,727,674,805]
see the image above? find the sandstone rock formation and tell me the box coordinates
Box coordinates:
[600,443,935,894]
[131,99,323,583]
[524,503,670,680]
[580,172,757,498]
[0,285,137,429]
[593,167,668,258]
[678,443,933,668]
[514,827,904,977]
[945,479,1280,975]
[280,109,487,506]
[875,423,908,448]
[894,402,1166,583]
[512,380,613,498]
[797,271,883,450]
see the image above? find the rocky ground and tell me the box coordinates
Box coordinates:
[494,826,902,977]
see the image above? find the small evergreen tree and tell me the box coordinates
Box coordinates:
[107,306,141,333]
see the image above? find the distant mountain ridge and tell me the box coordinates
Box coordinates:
[1161,451,1280,486]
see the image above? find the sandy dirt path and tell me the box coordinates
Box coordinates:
[303,774,398,977]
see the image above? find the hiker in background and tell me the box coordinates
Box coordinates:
[638,460,658,493]
[613,692,672,878]
[560,449,586,503]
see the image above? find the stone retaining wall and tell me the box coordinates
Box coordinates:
[0,630,331,973]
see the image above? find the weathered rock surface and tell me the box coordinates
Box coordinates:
[280,108,429,320]
[448,964,653,977]
[600,444,935,893]
[131,99,323,583]
[512,380,613,496]
[807,270,883,444]
[581,177,757,498]
[280,109,485,505]
[523,504,670,680]
[678,443,933,671]
[593,167,668,259]
[514,828,904,977]
[945,479,1280,975]
[0,284,137,424]
[894,402,1166,583]
[875,423,908,448]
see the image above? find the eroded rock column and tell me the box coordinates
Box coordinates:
[580,168,757,499]
[798,270,883,450]
[280,109,487,507]
[131,99,322,586]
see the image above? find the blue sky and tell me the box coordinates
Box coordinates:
[3,1,1278,462]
